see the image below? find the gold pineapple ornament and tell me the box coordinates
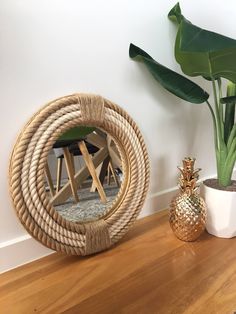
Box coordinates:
[169,157,207,241]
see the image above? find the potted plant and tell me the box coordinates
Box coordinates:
[129,2,236,238]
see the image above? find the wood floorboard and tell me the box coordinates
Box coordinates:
[1,210,236,314]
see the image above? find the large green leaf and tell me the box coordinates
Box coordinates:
[129,43,209,104]
[168,2,187,24]
[220,96,236,105]
[169,3,236,83]
[168,2,182,24]
[222,82,236,143]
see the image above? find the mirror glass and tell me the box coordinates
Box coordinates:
[44,126,124,222]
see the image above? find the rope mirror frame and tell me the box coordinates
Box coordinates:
[9,94,150,256]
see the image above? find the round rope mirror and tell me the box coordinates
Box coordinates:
[9,94,150,256]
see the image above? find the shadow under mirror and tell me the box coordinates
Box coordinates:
[44,126,123,223]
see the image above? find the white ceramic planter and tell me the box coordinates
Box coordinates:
[202,182,236,238]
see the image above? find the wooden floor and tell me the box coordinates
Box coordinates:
[1,210,236,314]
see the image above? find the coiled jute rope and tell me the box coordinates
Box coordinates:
[9,94,150,255]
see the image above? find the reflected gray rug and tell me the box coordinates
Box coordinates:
[54,183,119,222]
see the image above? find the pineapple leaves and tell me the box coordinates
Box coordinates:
[129,43,209,104]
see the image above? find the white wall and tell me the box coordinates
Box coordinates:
[1,0,235,272]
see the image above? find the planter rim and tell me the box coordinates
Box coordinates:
[202,180,236,194]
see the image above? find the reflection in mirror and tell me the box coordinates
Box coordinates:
[44,126,123,222]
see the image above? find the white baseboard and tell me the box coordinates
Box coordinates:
[139,186,178,219]
[139,169,236,219]
[1,169,235,274]
[0,235,53,274]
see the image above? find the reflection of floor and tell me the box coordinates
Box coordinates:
[54,183,120,222]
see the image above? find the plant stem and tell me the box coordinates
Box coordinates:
[212,79,228,184]
[212,79,222,145]
[219,149,236,186]
[226,137,236,162]
[220,129,236,186]
[227,124,236,150]
[206,100,218,151]
[217,78,224,138]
